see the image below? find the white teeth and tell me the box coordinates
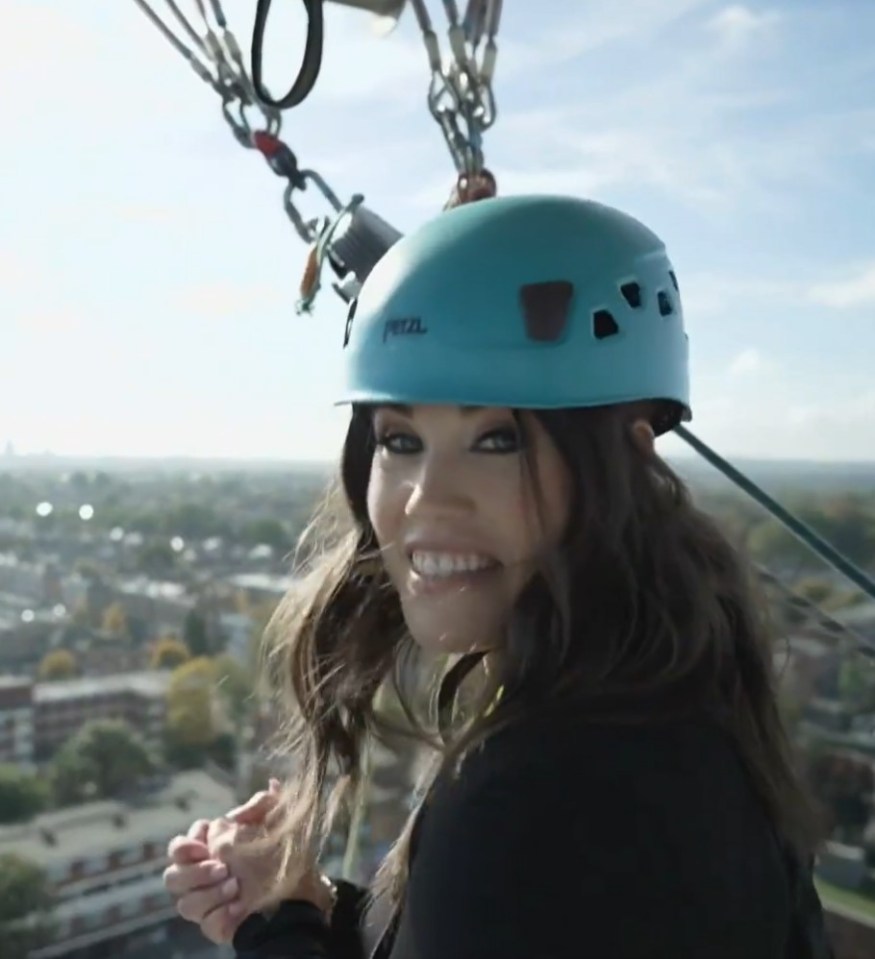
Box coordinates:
[410,551,496,577]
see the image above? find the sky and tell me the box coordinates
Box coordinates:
[2,0,874,464]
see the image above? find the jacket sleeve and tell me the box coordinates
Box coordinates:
[233,879,368,959]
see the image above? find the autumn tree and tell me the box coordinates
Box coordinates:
[150,637,191,670]
[166,658,219,757]
[213,654,254,723]
[101,601,129,639]
[37,650,76,682]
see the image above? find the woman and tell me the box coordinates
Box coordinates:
[163,195,834,958]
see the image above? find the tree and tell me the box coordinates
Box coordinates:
[138,540,177,574]
[101,601,129,638]
[0,767,48,824]
[49,742,98,806]
[50,721,154,803]
[37,650,76,682]
[0,854,55,959]
[150,636,191,670]
[166,658,219,757]
[242,518,292,554]
[213,654,254,723]
[183,609,211,657]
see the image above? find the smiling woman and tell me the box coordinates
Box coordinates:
[161,195,835,959]
[367,403,572,656]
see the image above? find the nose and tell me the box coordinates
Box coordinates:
[404,452,474,519]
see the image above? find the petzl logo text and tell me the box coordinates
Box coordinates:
[383,317,428,342]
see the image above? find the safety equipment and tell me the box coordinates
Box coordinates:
[338,194,691,431]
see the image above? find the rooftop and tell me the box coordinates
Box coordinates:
[34,670,173,703]
[0,770,235,867]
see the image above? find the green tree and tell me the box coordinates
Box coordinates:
[150,636,191,670]
[50,721,154,803]
[183,609,211,657]
[0,767,48,824]
[138,540,177,574]
[0,854,55,959]
[241,518,292,554]
[37,650,77,682]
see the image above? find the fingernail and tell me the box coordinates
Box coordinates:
[228,902,245,918]
[222,878,238,897]
[210,863,228,881]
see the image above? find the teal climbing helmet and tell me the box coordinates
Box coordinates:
[337,194,691,433]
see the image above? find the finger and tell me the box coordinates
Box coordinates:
[226,790,277,825]
[188,818,210,842]
[176,876,240,924]
[163,860,229,897]
[167,834,211,864]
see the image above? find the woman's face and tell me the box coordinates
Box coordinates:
[366,404,572,655]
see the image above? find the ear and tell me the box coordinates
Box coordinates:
[629,417,656,457]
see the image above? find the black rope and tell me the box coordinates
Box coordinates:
[675,425,875,604]
[251,0,325,110]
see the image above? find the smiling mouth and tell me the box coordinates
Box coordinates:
[406,550,502,593]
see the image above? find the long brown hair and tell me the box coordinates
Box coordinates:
[255,400,825,916]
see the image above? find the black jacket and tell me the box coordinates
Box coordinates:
[234,712,834,959]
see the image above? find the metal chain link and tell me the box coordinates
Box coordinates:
[131,0,397,312]
[409,0,501,199]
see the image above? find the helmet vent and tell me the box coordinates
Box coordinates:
[657,291,674,316]
[592,309,619,339]
[620,282,642,308]
[519,280,574,342]
[669,270,679,291]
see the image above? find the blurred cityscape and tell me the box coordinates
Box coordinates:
[0,449,874,958]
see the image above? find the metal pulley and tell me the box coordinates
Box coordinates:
[326,203,403,287]
[298,200,403,310]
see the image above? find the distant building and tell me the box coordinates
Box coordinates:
[0,671,174,765]
[34,671,172,758]
[0,675,36,770]
[0,770,235,959]
[225,572,295,606]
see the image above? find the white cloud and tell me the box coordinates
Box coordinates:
[728,348,773,377]
[707,5,780,50]
[808,262,875,309]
